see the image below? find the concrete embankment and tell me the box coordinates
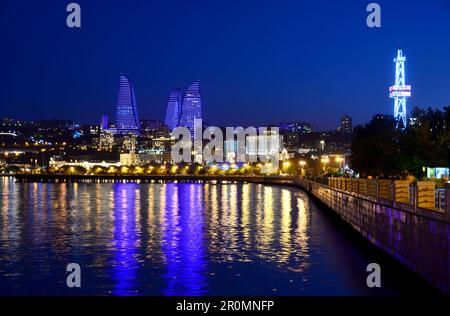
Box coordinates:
[293,178,449,295]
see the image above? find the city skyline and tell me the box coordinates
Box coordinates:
[1,1,450,130]
[0,1,449,300]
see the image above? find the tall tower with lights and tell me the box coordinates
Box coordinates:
[179,81,202,137]
[164,89,182,131]
[389,49,411,128]
[115,74,140,135]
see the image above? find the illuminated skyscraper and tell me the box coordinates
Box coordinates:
[389,50,411,128]
[179,81,202,136]
[115,74,140,135]
[164,89,182,131]
[100,115,108,130]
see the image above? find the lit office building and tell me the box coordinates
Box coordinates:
[179,81,202,137]
[164,89,182,131]
[98,130,114,151]
[115,74,140,135]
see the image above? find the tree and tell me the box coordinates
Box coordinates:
[350,107,450,179]
[350,115,403,178]
[405,106,450,168]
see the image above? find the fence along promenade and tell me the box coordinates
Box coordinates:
[297,176,450,294]
[323,177,449,215]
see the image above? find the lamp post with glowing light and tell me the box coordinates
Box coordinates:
[321,156,329,173]
[281,161,292,175]
[299,160,306,177]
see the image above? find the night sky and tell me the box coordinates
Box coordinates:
[1,0,450,130]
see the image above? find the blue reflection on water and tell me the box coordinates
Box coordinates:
[162,183,206,295]
[112,183,139,295]
[0,179,436,296]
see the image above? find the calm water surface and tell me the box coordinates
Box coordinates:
[0,177,432,295]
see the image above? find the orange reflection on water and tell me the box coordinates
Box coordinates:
[278,188,292,263]
[240,183,251,257]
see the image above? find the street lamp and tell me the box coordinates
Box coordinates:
[319,140,325,151]
[282,161,291,175]
[299,160,306,176]
[321,156,329,173]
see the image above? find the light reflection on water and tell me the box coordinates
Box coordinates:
[0,177,431,295]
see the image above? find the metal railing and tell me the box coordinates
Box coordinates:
[306,176,449,213]
[436,189,446,211]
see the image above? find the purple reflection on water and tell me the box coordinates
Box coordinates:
[162,183,207,295]
[112,183,139,295]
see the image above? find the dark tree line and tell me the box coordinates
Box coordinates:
[350,107,450,179]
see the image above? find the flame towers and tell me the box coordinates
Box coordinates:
[389,50,411,128]
[164,89,182,131]
[115,74,140,135]
[179,81,202,135]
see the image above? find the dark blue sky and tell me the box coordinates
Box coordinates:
[1,0,450,130]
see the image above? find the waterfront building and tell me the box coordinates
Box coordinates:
[151,136,174,151]
[49,157,121,170]
[179,81,202,137]
[119,150,164,166]
[97,129,114,151]
[164,89,182,131]
[115,74,141,135]
[121,134,138,152]
[119,152,138,166]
